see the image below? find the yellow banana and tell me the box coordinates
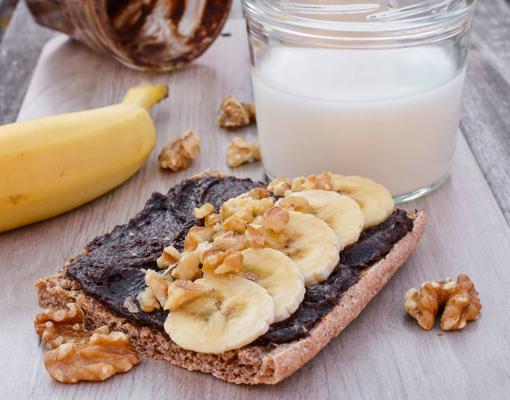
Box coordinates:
[0,84,168,233]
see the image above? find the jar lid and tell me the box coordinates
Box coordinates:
[244,0,477,46]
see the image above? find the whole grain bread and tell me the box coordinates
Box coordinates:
[35,209,426,385]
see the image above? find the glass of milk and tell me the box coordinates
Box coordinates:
[243,0,477,202]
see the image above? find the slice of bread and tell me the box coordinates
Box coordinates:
[35,209,426,385]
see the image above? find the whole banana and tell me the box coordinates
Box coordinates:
[0,84,168,233]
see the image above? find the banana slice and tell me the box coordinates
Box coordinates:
[333,175,394,228]
[164,274,274,354]
[241,248,305,322]
[279,190,364,250]
[283,211,340,286]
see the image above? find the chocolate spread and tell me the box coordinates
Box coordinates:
[107,0,232,68]
[66,176,413,345]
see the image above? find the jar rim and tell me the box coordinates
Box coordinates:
[243,0,477,43]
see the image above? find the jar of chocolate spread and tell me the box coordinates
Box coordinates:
[26,0,232,71]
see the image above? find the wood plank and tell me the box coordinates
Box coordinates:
[470,0,510,80]
[459,0,510,223]
[0,1,52,124]
[1,20,510,400]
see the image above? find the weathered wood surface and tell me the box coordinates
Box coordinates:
[1,19,510,400]
[1,1,510,227]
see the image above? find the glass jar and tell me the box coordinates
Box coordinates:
[243,0,477,202]
[26,0,232,71]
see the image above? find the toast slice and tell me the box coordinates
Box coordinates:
[35,172,426,384]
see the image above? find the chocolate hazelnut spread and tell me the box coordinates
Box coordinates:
[26,0,232,70]
[66,175,413,345]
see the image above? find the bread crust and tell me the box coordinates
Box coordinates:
[35,210,425,385]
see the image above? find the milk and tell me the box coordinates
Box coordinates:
[252,46,466,197]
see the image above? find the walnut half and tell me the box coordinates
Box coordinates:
[44,332,140,384]
[35,303,87,349]
[405,274,481,331]
[35,304,141,384]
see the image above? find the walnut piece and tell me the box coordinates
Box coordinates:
[219,193,274,234]
[315,171,334,190]
[226,136,261,168]
[278,196,310,212]
[157,245,181,269]
[218,96,256,130]
[183,226,214,251]
[405,275,481,331]
[136,287,160,312]
[213,231,248,251]
[268,172,331,195]
[123,296,139,313]
[267,177,292,196]
[214,249,244,274]
[245,225,265,249]
[204,212,221,227]
[201,246,225,272]
[247,187,270,200]
[145,269,170,307]
[159,130,201,172]
[194,203,215,219]
[165,280,207,311]
[171,250,201,280]
[44,332,140,384]
[263,207,290,233]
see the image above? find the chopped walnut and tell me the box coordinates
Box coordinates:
[291,177,306,192]
[171,251,201,281]
[214,249,244,274]
[263,229,288,250]
[245,225,265,249]
[247,187,270,200]
[220,195,251,219]
[252,197,274,216]
[123,296,139,313]
[164,280,207,311]
[204,212,221,227]
[218,96,256,130]
[194,203,215,219]
[278,196,310,212]
[183,226,214,251]
[44,332,140,384]
[267,177,292,196]
[405,275,481,331]
[222,207,254,233]
[226,136,261,168]
[269,172,336,194]
[159,130,201,172]
[315,171,334,190]
[213,231,247,251]
[201,246,225,273]
[136,287,160,312]
[263,207,290,233]
[145,269,170,307]
[157,245,181,269]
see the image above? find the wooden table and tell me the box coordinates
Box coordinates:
[1,2,510,399]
